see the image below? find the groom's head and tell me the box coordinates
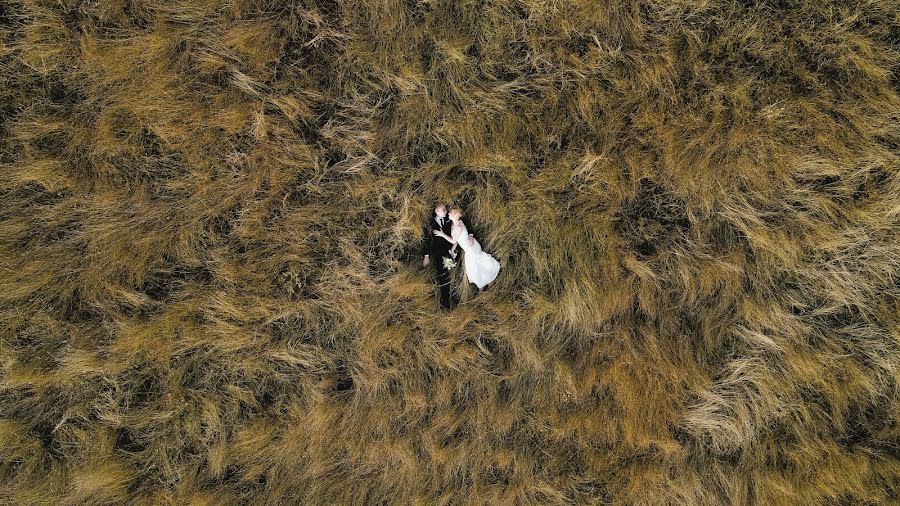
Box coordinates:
[434,204,447,217]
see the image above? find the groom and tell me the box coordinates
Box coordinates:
[422,203,454,309]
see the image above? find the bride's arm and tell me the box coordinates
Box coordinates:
[433,229,457,254]
[450,224,467,256]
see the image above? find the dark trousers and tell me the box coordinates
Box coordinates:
[434,261,452,309]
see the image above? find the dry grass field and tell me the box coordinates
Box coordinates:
[2,0,900,504]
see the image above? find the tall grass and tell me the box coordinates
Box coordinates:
[2,0,899,503]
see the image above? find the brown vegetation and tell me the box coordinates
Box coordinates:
[2,0,900,504]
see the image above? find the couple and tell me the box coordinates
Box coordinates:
[421,204,501,309]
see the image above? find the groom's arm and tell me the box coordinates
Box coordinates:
[421,221,432,266]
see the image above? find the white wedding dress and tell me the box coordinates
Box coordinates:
[452,221,500,289]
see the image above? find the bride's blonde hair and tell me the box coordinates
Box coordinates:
[449,207,464,218]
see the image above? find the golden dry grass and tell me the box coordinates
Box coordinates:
[2,0,900,504]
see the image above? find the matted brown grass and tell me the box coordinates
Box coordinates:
[2,1,899,504]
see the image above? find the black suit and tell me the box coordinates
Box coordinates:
[422,215,454,308]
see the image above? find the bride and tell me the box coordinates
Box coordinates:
[434,207,500,292]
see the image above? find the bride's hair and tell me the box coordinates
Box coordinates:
[449,207,464,217]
